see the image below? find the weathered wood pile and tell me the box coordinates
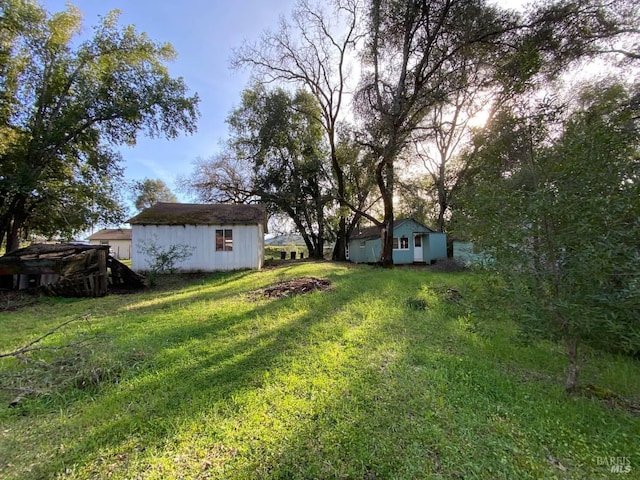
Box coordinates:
[0,243,145,297]
[107,254,146,292]
[250,277,332,299]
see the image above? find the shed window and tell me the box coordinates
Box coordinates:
[216,229,233,251]
[359,240,366,248]
[393,236,409,250]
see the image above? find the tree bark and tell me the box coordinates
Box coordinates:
[7,197,28,253]
[378,158,395,267]
[331,138,348,261]
[332,216,347,261]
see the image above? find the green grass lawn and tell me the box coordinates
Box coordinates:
[1,262,638,479]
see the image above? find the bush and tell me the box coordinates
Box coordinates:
[137,236,194,285]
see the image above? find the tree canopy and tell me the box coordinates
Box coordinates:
[232,0,363,260]
[182,85,331,258]
[457,80,640,391]
[132,178,178,211]
[0,0,199,252]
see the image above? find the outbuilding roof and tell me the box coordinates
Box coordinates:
[88,228,132,241]
[349,218,436,240]
[127,203,267,229]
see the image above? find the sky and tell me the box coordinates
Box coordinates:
[39,0,531,206]
[41,0,299,201]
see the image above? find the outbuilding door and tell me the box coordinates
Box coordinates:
[413,234,423,262]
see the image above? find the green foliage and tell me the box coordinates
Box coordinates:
[187,85,330,258]
[458,80,640,389]
[0,0,199,252]
[0,264,638,479]
[132,178,178,211]
[137,235,194,284]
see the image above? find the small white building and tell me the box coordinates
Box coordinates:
[87,228,132,259]
[127,203,267,272]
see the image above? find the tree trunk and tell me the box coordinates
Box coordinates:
[330,140,348,261]
[5,195,28,253]
[315,192,325,260]
[315,222,325,260]
[378,159,395,267]
[437,205,446,233]
[436,165,447,232]
[380,220,394,267]
[332,216,347,261]
[564,335,580,394]
[7,223,21,253]
[7,213,25,253]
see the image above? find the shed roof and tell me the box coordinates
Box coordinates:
[2,243,110,259]
[88,228,132,241]
[127,203,267,228]
[349,218,436,241]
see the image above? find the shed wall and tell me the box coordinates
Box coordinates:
[132,224,263,272]
[425,233,448,262]
[348,238,381,263]
[90,239,131,259]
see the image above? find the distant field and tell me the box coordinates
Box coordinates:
[1,262,638,479]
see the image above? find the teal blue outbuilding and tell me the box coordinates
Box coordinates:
[347,218,447,264]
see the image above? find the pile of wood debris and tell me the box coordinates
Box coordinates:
[0,243,145,297]
[251,277,332,299]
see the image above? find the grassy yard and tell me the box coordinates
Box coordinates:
[1,262,638,479]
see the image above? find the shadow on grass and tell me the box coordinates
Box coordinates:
[16,267,362,479]
[118,264,333,317]
[5,266,638,479]
[222,272,640,479]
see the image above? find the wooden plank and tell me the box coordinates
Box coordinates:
[1,244,136,296]
[0,258,62,275]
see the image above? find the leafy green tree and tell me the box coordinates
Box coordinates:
[458,81,640,393]
[132,178,178,211]
[0,1,199,252]
[184,85,330,259]
[231,86,331,259]
[356,0,524,266]
[356,0,638,266]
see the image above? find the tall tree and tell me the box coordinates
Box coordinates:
[179,153,254,205]
[458,80,640,392]
[132,178,178,211]
[233,0,362,260]
[407,42,506,233]
[184,86,330,259]
[0,1,199,252]
[356,0,519,266]
[232,86,331,258]
[356,0,639,266]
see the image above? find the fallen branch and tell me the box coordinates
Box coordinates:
[0,315,91,359]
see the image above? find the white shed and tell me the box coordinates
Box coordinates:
[87,228,132,259]
[127,203,267,272]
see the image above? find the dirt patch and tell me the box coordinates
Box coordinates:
[427,258,469,272]
[251,277,332,299]
[578,384,640,416]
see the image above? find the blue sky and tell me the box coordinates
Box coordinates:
[41,0,298,200]
[39,0,531,205]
